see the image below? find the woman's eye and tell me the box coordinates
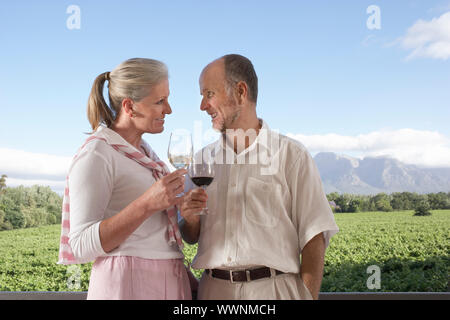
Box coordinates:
[156,99,165,105]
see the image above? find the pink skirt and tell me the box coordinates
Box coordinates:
[87,256,192,300]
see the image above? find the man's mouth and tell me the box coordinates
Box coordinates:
[211,113,218,119]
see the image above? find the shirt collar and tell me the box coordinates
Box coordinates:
[211,119,276,163]
[94,125,146,154]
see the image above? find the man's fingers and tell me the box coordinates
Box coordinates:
[189,193,208,202]
[184,200,207,209]
[187,188,208,201]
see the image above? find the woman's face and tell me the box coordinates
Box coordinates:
[132,79,172,134]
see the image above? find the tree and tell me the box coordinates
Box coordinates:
[373,193,393,212]
[0,174,7,193]
[414,200,432,216]
[0,185,63,230]
[427,192,450,210]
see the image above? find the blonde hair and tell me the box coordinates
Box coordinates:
[87,58,168,131]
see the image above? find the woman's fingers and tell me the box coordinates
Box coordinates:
[164,169,187,184]
[173,184,185,196]
[163,174,185,194]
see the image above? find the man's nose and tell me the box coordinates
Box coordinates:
[200,98,208,111]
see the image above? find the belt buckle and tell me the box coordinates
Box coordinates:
[229,270,235,283]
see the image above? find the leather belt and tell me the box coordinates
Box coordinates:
[206,267,284,283]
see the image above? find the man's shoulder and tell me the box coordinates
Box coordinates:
[274,131,311,160]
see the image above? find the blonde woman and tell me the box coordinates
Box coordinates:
[58,58,206,300]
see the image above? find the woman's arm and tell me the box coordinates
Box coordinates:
[68,147,186,260]
[99,169,186,253]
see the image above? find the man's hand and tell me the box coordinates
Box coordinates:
[300,232,325,300]
[180,188,208,222]
[179,188,207,244]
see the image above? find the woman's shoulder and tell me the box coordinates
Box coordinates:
[72,137,117,168]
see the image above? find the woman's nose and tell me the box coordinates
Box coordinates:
[165,102,172,114]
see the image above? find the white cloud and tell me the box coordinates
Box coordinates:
[0,148,71,193]
[287,129,450,168]
[400,11,450,60]
[0,148,71,179]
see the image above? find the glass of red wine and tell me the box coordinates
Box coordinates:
[188,159,215,216]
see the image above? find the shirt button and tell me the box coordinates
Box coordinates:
[227,257,232,263]
[231,183,237,187]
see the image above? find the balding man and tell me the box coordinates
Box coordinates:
[179,54,339,300]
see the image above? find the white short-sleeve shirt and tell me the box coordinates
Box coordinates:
[68,126,183,263]
[189,120,339,273]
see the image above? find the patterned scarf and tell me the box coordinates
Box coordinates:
[58,133,183,265]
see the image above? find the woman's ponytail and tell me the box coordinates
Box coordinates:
[87,71,114,132]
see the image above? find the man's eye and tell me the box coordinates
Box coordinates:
[207,91,214,98]
[156,99,165,104]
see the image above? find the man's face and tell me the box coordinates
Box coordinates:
[199,60,240,132]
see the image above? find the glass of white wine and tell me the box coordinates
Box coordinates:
[168,131,193,170]
[168,131,193,197]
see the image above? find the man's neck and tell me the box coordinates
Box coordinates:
[224,117,262,154]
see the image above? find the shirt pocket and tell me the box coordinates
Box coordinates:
[244,177,280,228]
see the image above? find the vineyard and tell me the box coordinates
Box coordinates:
[0,210,448,292]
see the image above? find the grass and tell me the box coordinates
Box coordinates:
[0,210,448,292]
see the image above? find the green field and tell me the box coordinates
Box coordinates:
[0,210,448,292]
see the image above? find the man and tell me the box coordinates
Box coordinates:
[179,54,339,300]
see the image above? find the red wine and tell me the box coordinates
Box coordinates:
[191,176,214,187]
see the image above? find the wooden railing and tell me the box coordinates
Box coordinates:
[0,291,448,300]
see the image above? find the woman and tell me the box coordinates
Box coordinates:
[58,58,204,299]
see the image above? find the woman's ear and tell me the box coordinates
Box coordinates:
[121,98,135,118]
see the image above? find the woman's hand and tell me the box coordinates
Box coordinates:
[141,169,187,215]
[179,188,208,223]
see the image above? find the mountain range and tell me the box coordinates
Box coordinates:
[313,152,450,195]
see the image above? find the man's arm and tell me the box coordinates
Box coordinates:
[179,217,201,244]
[300,232,325,300]
[179,188,207,244]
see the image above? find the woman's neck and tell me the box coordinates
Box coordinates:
[111,123,143,151]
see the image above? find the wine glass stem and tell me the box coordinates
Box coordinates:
[202,185,208,214]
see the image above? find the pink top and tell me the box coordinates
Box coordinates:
[58,126,183,265]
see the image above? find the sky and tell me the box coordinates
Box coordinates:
[0,0,450,194]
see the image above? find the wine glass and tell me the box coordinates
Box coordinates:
[168,131,193,170]
[188,157,215,215]
[168,131,193,197]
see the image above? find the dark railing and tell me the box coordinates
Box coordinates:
[0,291,448,300]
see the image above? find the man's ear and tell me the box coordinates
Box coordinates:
[236,81,248,105]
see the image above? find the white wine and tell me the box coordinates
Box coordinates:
[169,155,192,169]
